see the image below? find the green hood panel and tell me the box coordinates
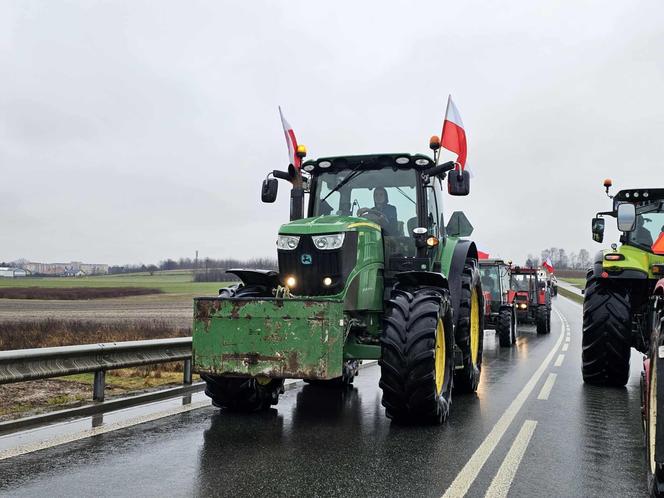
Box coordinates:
[279,216,381,235]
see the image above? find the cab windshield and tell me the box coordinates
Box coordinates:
[480,266,501,301]
[312,168,418,238]
[625,200,664,250]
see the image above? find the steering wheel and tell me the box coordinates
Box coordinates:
[357,207,389,228]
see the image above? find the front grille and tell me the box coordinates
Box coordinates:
[278,233,358,296]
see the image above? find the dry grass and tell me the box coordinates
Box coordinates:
[0,318,191,351]
[0,286,162,300]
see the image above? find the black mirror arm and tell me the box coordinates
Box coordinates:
[422,161,455,180]
[272,170,291,181]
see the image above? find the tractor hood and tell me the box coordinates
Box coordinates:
[278,215,381,235]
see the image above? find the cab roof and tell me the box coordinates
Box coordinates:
[301,153,435,175]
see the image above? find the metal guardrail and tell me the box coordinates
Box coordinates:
[0,338,193,402]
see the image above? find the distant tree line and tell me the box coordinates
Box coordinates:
[524,247,592,270]
[108,257,278,281]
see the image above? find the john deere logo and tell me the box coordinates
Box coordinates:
[301,254,313,265]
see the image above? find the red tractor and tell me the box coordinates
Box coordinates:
[479,258,517,347]
[641,272,664,496]
[508,266,551,334]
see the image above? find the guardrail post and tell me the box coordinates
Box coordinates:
[183,359,192,385]
[93,370,106,402]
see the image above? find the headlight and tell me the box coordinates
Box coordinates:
[312,233,345,250]
[277,235,300,250]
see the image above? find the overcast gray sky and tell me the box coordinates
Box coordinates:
[1,1,663,265]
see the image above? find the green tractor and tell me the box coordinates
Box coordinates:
[582,180,664,386]
[192,145,484,425]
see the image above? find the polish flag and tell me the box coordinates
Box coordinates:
[279,106,301,170]
[441,96,467,170]
[543,258,554,273]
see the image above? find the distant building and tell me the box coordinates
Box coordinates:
[0,267,28,278]
[20,261,109,276]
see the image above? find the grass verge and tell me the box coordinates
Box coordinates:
[558,286,584,305]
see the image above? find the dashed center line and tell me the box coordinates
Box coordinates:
[562,343,569,352]
[537,373,558,400]
[554,354,565,367]
[484,420,538,498]
[441,310,565,498]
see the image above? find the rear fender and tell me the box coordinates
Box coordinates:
[447,240,478,324]
[394,271,449,291]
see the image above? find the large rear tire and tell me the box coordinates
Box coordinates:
[201,375,284,412]
[497,307,514,347]
[379,287,455,425]
[454,260,484,393]
[582,277,632,386]
[647,298,664,497]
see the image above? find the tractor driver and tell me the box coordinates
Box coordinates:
[634,216,654,247]
[357,187,399,235]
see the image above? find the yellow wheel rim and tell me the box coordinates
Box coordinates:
[470,288,480,366]
[434,318,446,395]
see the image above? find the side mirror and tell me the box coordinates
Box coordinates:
[591,217,605,243]
[446,211,474,237]
[617,203,636,232]
[261,178,278,203]
[448,169,470,196]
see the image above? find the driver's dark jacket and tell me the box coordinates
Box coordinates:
[376,203,399,235]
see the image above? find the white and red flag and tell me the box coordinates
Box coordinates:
[543,258,554,273]
[278,106,301,170]
[441,95,467,170]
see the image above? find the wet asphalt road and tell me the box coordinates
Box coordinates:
[0,296,649,497]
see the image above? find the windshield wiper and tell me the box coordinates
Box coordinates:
[321,168,366,204]
[395,186,416,205]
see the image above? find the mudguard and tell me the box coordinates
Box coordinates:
[394,271,449,290]
[447,240,478,325]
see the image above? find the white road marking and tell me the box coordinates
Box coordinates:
[484,420,538,498]
[0,400,210,461]
[441,309,565,498]
[562,343,569,352]
[554,354,565,367]
[537,373,558,400]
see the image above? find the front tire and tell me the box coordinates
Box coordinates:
[536,306,550,335]
[379,287,455,424]
[497,307,514,347]
[304,360,360,388]
[201,375,284,412]
[582,277,632,386]
[454,260,484,393]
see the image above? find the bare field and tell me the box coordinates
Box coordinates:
[0,294,194,328]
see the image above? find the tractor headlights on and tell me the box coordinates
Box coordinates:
[323,277,333,287]
[277,235,300,250]
[312,233,345,250]
[285,276,296,288]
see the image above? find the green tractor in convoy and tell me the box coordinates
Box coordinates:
[582,180,664,387]
[192,141,484,425]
